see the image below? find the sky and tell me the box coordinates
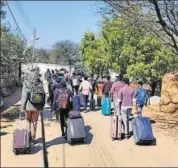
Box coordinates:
[4,1,102,49]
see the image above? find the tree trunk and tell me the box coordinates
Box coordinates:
[150,81,157,96]
[18,62,21,81]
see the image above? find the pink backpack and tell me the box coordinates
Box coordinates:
[56,89,69,109]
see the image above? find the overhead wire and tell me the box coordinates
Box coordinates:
[13,1,34,33]
[5,0,27,41]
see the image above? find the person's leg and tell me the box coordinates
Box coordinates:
[121,108,129,139]
[31,111,40,141]
[83,94,87,111]
[59,109,65,136]
[91,91,94,100]
[25,111,32,133]
[137,104,142,117]
[76,85,79,94]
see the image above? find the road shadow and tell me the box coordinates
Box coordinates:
[0,132,9,136]
[151,120,156,124]
[0,124,12,129]
[46,125,93,148]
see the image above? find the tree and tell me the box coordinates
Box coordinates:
[0,0,6,19]
[97,0,178,54]
[80,14,177,95]
[34,48,50,63]
[125,36,177,96]
[52,40,79,72]
[79,32,109,77]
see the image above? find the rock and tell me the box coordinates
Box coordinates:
[160,73,178,114]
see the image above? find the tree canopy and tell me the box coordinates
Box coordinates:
[79,12,177,95]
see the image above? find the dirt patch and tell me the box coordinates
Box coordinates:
[1,106,20,122]
[143,105,178,138]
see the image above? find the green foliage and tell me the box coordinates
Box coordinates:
[80,12,177,93]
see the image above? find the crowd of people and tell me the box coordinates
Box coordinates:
[21,67,149,145]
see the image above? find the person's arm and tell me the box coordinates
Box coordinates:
[89,82,92,91]
[102,83,106,94]
[111,83,115,94]
[21,85,29,111]
[117,89,123,116]
[79,82,83,92]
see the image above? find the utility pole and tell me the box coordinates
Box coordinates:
[32,28,36,68]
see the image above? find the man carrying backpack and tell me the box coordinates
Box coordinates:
[102,75,113,97]
[21,74,45,144]
[135,81,148,117]
[53,80,73,137]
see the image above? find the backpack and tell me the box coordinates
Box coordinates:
[72,77,79,86]
[57,89,69,109]
[136,88,147,105]
[30,84,44,105]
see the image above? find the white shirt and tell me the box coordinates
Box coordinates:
[79,80,92,95]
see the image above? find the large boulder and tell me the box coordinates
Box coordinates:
[160,73,178,114]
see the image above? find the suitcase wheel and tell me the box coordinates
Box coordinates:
[68,139,72,145]
[26,149,31,154]
[13,149,19,155]
[84,138,87,143]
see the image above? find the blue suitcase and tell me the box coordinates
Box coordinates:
[132,117,156,145]
[101,97,111,115]
[79,93,85,107]
[72,95,80,111]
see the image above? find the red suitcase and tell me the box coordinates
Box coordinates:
[110,115,122,141]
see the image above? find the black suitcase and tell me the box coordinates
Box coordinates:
[66,117,87,145]
[97,96,102,107]
[90,99,95,111]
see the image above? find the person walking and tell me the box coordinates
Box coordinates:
[79,75,92,112]
[53,80,73,137]
[111,76,124,113]
[71,73,80,94]
[89,74,97,100]
[102,75,113,97]
[21,72,45,144]
[117,78,135,139]
[135,81,148,117]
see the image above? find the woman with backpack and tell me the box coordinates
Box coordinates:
[53,80,73,137]
[21,72,46,144]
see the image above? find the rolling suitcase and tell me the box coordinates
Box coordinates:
[72,95,80,111]
[110,115,122,141]
[101,97,111,115]
[13,129,31,155]
[90,99,95,111]
[66,117,87,145]
[97,96,102,107]
[132,117,156,145]
[79,93,85,107]
[12,111,31,155]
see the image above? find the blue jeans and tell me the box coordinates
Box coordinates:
[137,104,144,117]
